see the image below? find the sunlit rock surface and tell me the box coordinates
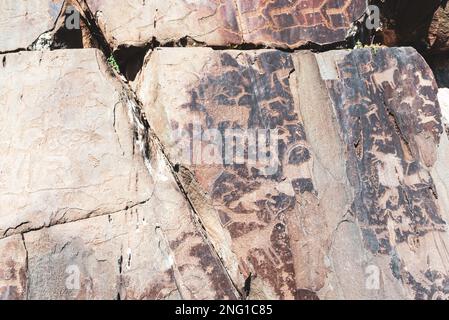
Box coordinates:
[134,47,449,299]
[1,0,449,301]
[0,49,238,300]
[81,0,366,49]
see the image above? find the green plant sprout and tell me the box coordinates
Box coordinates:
[107,55,120,72]
[353,41,383,55]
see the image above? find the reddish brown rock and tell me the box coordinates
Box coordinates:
[80,0,242,49]
[2,1,449,301]
[238,0,367,48]
[135,46,449,299]
[135,48,322,299]
[80,0,366,50]
[318,47,449,299]
[428,5,449,53]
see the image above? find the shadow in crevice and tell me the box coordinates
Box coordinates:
[114,44,153,82]
[372,0,444,52]
[51,5,87,50]
[111,35,351,82]
[427,53,449,89]
[52,24,84,49]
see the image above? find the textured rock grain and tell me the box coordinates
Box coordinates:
[82,0,366,50]
[2,0,449,301]
[0,0,65,52]
[135,47,449,299]
[0,49,238,300]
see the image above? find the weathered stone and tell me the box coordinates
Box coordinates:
[23,192,234,300]
[2,1,449,301]
[81,0,242,49]
[428,5,449,53]
[318,47,449,299]
[0,0,65,52]
[135,46,449,299]
[0,235,27,300]
[135,48,312,299]
[0,0,98,53]
[0,49,148,237]
[237,0,367,48]
[0,49,238,300]
[81,0,366,50]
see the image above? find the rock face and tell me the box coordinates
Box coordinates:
[0,235,27,300]
[135,47,449,299]
[0,49,238,300]
[2,0,449,301]
[81,0,366,49]
[428,4,449,53]
[0,0,65,52]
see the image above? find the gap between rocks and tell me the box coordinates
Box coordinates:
[113,37,351,81]
[3,0,448,300]
[119,81,245,300]
[0,0,246,300]
[78,2,245,299]
[0,0,385,81]
[20,233,30,300]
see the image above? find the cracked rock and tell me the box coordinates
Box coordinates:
[134,46,449,299]
[81,0,366,50]
[0,0,66,52]
[2,1,449,302]
[0,49,238,299]
[0,235,27,300]
[0,49,153,237]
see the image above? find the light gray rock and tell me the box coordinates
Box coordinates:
[0,0,65,52]
[0,49,238,300]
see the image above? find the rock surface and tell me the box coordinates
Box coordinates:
[428,56,449,89]
[135,46,449,299]
[0,235,27,300]
[0,49,238,300]
[0,0,65,52]
[2,0,449,301]
[439,88,449,125]
[82,0,366,50]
